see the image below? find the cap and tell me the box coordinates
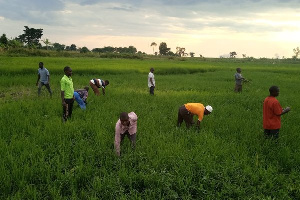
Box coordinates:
[205,105,213,113]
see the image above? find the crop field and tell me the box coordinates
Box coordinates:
[0,56,300,199]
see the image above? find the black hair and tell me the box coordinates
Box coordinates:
[120,112,129,120]
[105,80,109,85]
[39,62,43,65]
[64,66,71,72]
[269,85,279,93]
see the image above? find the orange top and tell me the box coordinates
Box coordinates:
[263,96,282,129]
[184,103,205,121]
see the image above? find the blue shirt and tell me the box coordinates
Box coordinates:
[38,67,50,83]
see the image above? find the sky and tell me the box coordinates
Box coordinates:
[1,0,300,58]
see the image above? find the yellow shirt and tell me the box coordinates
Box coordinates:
[184,103,205,121]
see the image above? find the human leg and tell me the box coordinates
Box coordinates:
[150,86,155,95]
[38,82,43,96]
[264,129,279,139]
[127,132,136,149]
[74,92,86,110]
[177,106,184,127]
[45,83,52,97]
[89,81,100,96]
[64,98,74,119]
[179,106,193,128]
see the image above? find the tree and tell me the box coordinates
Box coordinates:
[176,47,186,57]
[52,42,65,51]
[70,44,77,51]
[159,42,170,55]
[293,47,300,59]
[150,42,157,54]
[8,39,23,48]
[80,46,90,53]
[17,26,43,48]
[190,52,195,57]
[0,34,8,48]
[230,51,237,58]
[42,38,51,50]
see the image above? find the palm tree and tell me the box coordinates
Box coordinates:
[150,42,157,55]
[42,38,51,50]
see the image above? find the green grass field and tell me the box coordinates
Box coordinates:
[0,56,300,199]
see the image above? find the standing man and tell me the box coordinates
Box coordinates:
[177,103,213,131]
[36,62,52,97]
[114,112,138,156]
[234,67,245,92]
[148,68,155,95]
[61,66,74,122]
[263,86,291,139]
[89,78,109,96]
[74,86,89,110]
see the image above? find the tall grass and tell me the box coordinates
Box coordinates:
[0,56,300,199]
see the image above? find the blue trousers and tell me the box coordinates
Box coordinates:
[74,92,86,110]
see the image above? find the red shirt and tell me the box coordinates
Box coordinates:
[263,96,282,129]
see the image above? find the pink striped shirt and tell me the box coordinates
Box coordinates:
[114,112,138,154]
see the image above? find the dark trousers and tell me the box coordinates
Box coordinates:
[177,105,193,128]
[150,86,155,95]
[264,129,280,139]
[38,82,52,96]
[121,130,136,148]
[63,98,74,121]
[234,84,242,92]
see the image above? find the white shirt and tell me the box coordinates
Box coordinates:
[90,79,104,88]
[148,72,155,87]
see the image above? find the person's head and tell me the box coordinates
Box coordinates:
[236,68,241,73]
[104,80,109,86]
[64,66,72,77]
[150,68,154,73]
[39,62,44,69]
[204,105,213,115]
[120,112,130,126]
[269,85,279,97]
[84,86,89,91]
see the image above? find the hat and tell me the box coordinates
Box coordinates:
[205,105,213,113]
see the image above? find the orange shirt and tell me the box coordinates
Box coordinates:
[263,96,282,129]
[184,103,205,121]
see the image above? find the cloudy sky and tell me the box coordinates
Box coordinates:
[1,0,300,58]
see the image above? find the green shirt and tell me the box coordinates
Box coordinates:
[61,75,74,99]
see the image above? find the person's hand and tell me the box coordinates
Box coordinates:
[284,107,291,112]
[62,101,66,107]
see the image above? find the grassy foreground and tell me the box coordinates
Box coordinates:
[0,56,300,199]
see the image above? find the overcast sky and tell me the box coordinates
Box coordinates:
[1,0,300,58]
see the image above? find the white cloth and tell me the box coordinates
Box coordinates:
[148,72,155,87]
[90,79,104,88]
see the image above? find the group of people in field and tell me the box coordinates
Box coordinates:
[36,62,291,156]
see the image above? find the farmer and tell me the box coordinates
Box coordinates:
[74,86,89,110]
[89,78,109,96]
[177,103,213,131]
[61,66,74,122]
[148,67,155,95]
[114,112,138,156]
[36,62,52,97]
[234,67,245,92]
[263,86,291,139]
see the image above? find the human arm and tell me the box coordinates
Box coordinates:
[150,77,154,86]
[102,87,105,95]
[47,74,50,84]
[196,120,201,132]
[281,107,291,115]
[36,74,40,86]
[115,122,121,156]
[61,91,66,106]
